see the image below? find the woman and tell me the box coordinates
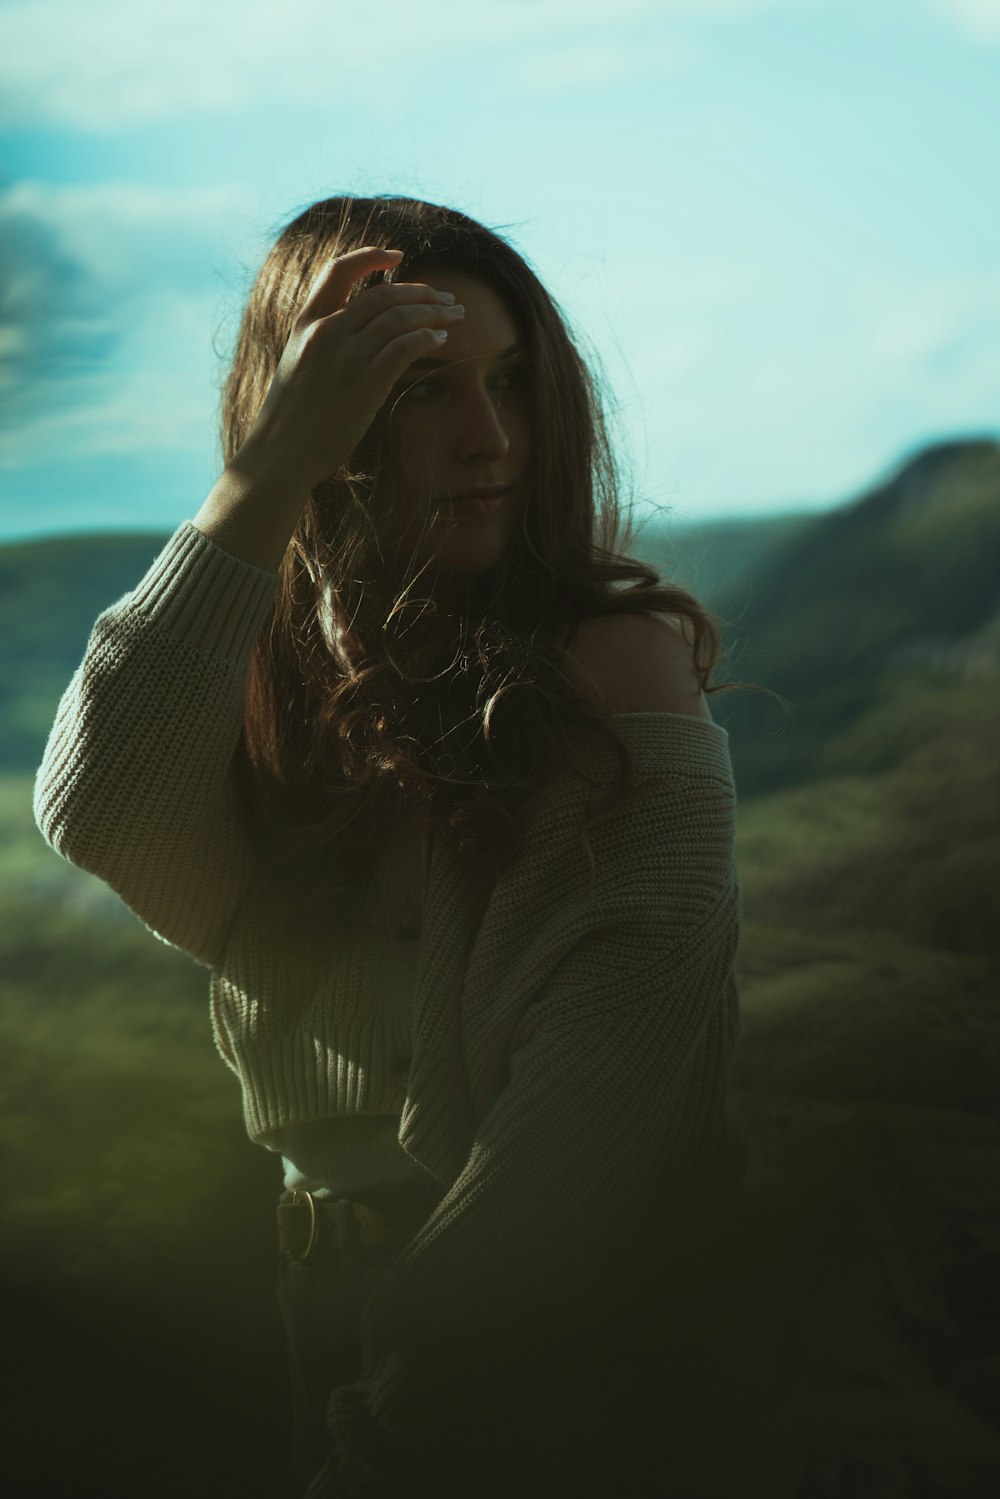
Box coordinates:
[34,196,750,1498]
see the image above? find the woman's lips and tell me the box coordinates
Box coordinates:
[450,490,508,517]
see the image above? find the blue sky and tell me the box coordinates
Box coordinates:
[1,0,998,540]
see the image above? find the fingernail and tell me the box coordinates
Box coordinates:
[439,291,457,304]
[432,330,448,342]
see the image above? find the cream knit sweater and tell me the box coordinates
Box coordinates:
[34,521,746,1495]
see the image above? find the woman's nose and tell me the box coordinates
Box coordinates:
[455,389,510,461]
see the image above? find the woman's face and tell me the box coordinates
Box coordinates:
[380,268,533,590]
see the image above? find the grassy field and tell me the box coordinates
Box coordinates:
[4,661,999,1494]
[4,445,999,1494]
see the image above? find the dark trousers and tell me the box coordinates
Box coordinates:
[276,1198,405,1497]
[274,1187,784,1499]
[276,1153,1000,1499]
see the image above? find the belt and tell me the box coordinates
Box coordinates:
[277,1191,439,1261]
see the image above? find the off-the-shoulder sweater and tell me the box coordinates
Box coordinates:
[34,521,747,1495]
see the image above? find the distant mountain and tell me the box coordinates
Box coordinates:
[1,531,170,772]
[0,511,798,774]
[722,438,1000,680]
[3,437,998,790]
[706,437,1000,791]
[624,509,814,609]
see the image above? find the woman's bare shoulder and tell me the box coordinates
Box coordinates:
[564,612,714,721]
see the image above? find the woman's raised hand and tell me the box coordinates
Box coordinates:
[231,246,464,495]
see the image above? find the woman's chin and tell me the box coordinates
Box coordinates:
[435,518,514,578]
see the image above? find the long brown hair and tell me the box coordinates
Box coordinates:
[221,195,736,926]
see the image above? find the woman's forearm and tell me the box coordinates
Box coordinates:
[192,461,314,574]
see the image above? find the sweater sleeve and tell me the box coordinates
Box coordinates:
[33,522,281,968]
[317,723,742,1495]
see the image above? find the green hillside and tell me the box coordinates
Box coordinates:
[710,438,1000,793]
[4,438,1000,1495]
[628,507,814,609]
[1,531,170,770]
[1,518,795,774]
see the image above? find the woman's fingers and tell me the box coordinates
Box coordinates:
[298,248,459,336]
[367,324,454,390]
[353,298,465,362]
[230,247,464,495]
[297,245,403,325]
[336,277,457,333]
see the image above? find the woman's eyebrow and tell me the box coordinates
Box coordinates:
[406,339,526,374]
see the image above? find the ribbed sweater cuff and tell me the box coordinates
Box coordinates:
[127,521,281,661]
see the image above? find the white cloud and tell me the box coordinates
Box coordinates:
[0,179,254,285]
[0,359,212,470]
[0,0,818,131]
[514,44,633,91]
[928,0,1000,41]
[864,284,971,365]
[0,180,254,462]
[552,254,1000,516]
[513,37,696,91]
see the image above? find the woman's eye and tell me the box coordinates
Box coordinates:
[410,375,445,399]
[394,374,443,403]
[492,364,529,393]
[497,358,536,386]
[394,362,529,405]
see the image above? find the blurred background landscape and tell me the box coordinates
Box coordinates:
[4,0,1000,1493]
[3,435,999,1495]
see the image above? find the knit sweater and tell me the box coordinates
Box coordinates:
[276,812,442,1204]
[34,521,746,1495]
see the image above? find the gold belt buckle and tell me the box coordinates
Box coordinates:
[289,1189,319,1262]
